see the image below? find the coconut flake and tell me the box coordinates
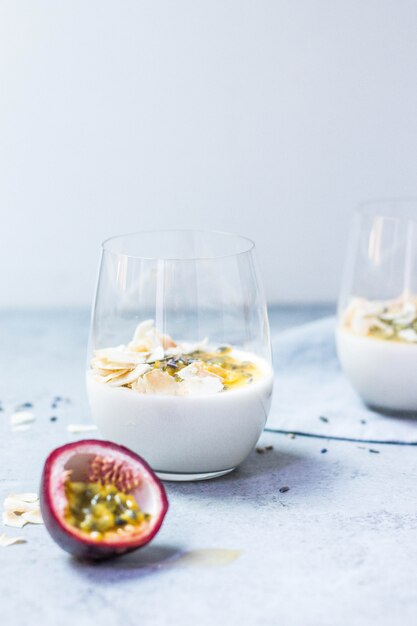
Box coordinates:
[146,346,165,363]
[94,368,131,383]
[9,493,38,503]
[398,328,417,343]
[67,424,98,433]
[4,497,40,514]
[371,318,395,337]
[394,303,417,326]
[21,509,43,525]
[2,511,28,528]
[0,534,26,547]
[161,334,177,349]
[93,351,147,367]
[141,370,179,395]
[10,411,35,426]
[181,375,224,396]
[129,319,162,352]
[179,338,209,354]
[131,319,155,344]
[178,363,223,395]
[106,364,151,387]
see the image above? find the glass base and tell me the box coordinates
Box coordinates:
[156,467,236,482]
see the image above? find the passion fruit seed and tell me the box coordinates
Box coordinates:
[87,455,140,492]
[158,349,259,390]
[65,481,150,537]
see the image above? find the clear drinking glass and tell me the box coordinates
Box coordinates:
[87,230,273,480]
[337,199,417,412]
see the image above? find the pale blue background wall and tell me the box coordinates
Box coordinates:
[1,1,417,307]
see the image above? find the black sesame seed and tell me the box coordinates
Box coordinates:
[50,416,58,422]
[319,416,329,423]
[321,448,327,454]
[279,486,290,493]
[369,448,380,454]
[360,419,367,425]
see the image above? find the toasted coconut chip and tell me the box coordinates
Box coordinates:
[178,363,199,381]
[129,319,163,352]
[141,370,179,395]
[146,346,165,363]
[10,493,38,503]
[94,349,147,365]
[4,497,40,514]
[350,315,372,336]
[179,338,209,354]
[67,424,98,434]
[2,511,28,529]
[91,359,135,372]
[21,509,43,525]
[95,368,131,384]
[93,368,124,378]
[178,362,222,381]
[10,411,35,426]
[131,319,155,344]
[176,362,224,395]
[181,375,224,396]
[398,328,417,343]
[107,364,151,387]
[0,534,26,547]
[161,334,176,349]
[371,318,394,337]
[132,377,146,393]
[164,338,208,357]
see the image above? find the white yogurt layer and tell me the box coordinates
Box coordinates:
[336,328,417,412]
[87,352,273,475]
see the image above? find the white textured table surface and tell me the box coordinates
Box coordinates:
[2,306,417,626]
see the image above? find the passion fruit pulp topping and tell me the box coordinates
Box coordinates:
[64,481,151,539]
[159,347,260,389]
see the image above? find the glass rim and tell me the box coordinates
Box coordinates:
[101,229,256,261]
[356,197,417,222]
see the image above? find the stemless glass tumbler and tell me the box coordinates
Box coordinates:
[87,230,273,480]
[337,200,417,412]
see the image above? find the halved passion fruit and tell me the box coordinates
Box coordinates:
[40,440,168,560]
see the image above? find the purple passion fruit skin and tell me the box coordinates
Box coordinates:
[40,440,169,561]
